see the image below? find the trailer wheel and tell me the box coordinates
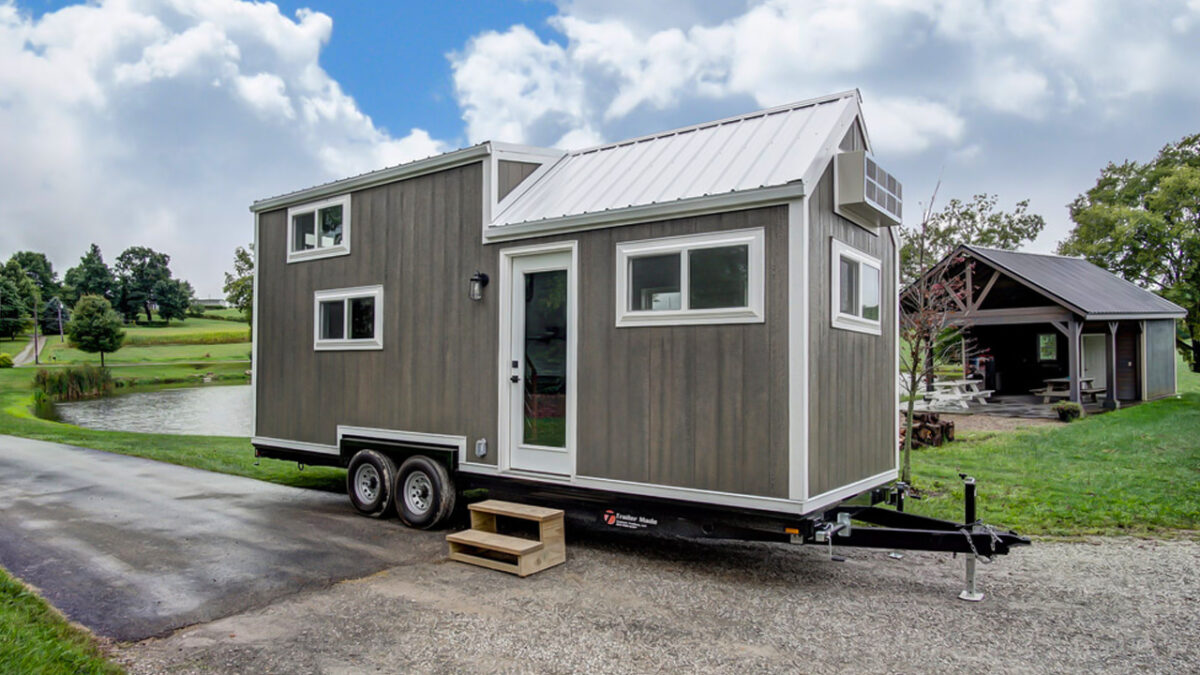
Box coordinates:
[346,449,396,518]
[395,455,456,529]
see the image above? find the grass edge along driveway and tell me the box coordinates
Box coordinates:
[0,567,120,675]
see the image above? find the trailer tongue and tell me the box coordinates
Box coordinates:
[813,476,1030,601]
[468,472,1029,601]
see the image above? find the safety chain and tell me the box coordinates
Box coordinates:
[958,521,1004,564]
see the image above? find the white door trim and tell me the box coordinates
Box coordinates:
[497,240,579,476]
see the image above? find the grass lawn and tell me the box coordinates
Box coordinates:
[909,358,1200,537]
[43,341,250,365]
[121,318,248,346]
[0,333,34,360]
[0,568,119,674]
[201,308,247,321]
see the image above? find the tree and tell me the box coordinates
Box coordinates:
[63,244,117,306]
[8,251,60,300]
[66,295,125,367]
[899,186,976,484]
[153,278,194,324]
[223,244,254,328]
[899,194,1045,283]
[115,246,171,322]
[0,276,24,340]
[1059,133,1200,370]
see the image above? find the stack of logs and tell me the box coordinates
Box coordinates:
[900,411,955,449]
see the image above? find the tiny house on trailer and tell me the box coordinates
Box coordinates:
[249,91,1027,579]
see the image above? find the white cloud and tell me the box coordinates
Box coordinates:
[453,0,1200,153]
[0,0,445,295]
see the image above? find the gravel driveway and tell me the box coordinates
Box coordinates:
[118,530,1200,673]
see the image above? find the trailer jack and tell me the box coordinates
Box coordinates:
[812,475,1029,601]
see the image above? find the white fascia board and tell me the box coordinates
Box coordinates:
[251,212,260,438]
[800,97,864,191]
[1084,312,1187,321]
[483,182,806,244]
[802,469,897,514]
[250,144,491,214]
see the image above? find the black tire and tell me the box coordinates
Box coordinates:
[394,455,456,529]
[346,449,396,518]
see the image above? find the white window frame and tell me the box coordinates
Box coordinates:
[830,238,882,335]
[287,194,351,263]
[615,228,765,327]
[313,285,383,351]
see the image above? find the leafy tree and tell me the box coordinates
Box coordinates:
[8,251,60,300]
[63,244,117,306]
[223,244,254,328]
[115,246,171,322]
[66,295,125,367]
[0,276,25,340]
[153,278,194,324]
[899,194,1046,283]
[1059,133,1200,369]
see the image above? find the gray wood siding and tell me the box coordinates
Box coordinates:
[256,162,499,458]
[807,163,897,497]
[1144,319,1176,399]
[257,161,789,497]
[568,207,790,498]
[497,160,540,201]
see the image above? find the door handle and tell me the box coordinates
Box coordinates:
[510,375,520,383]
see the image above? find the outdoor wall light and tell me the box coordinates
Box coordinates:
[469,271,489,301]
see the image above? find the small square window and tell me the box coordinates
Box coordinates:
[314,286,383,350]
[831,238,882,335]
[288,195,351,263]
[319,300,344,340]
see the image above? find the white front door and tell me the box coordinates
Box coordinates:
[1082,334,1107,387]
[504,248,576,476]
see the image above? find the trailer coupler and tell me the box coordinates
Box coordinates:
[812,475,1030,601]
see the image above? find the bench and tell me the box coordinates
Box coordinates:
[446,499,566,577]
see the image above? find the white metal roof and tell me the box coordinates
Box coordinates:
[491,90,863,228]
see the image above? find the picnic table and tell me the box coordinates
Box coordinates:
[1031,376,1104,403]
[926,379,994,409]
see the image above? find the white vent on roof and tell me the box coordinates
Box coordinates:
[835,150,902,229]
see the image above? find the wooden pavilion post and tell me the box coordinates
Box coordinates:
[1103,321,1120,410]
[1068,318,1083,404]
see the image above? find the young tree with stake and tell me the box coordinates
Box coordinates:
[66,295,126,367]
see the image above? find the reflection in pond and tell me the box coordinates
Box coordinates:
[55,385,252,437]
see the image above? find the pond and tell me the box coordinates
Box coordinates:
[55,385,253,437]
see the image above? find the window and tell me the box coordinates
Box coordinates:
[313,286,383,350]
[1037,333,1057,361]
[288,195,351,263]
[615,228,765,327]
[831,238,882,335]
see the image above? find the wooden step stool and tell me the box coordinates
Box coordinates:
[446,500,566,577]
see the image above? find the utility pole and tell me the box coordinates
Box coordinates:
[52,297,64,343]
[26,271,40,366]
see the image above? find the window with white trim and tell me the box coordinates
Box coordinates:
[313,286,383,350]
[831,238,882,335]
[288,195,350,263]
[615,228,765,327]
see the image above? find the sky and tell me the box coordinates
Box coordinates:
[1,0,1198,297]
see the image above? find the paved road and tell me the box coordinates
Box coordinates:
[0,435,424,641]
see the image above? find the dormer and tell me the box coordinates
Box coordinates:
[481,142,564,226]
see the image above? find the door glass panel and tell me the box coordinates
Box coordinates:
[689,245,749,309]
[523,270,567,448]
[629,254,681,311]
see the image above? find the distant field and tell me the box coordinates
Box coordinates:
[43,341,250,365]
[201,308,247,321]
[121,318,248,345]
